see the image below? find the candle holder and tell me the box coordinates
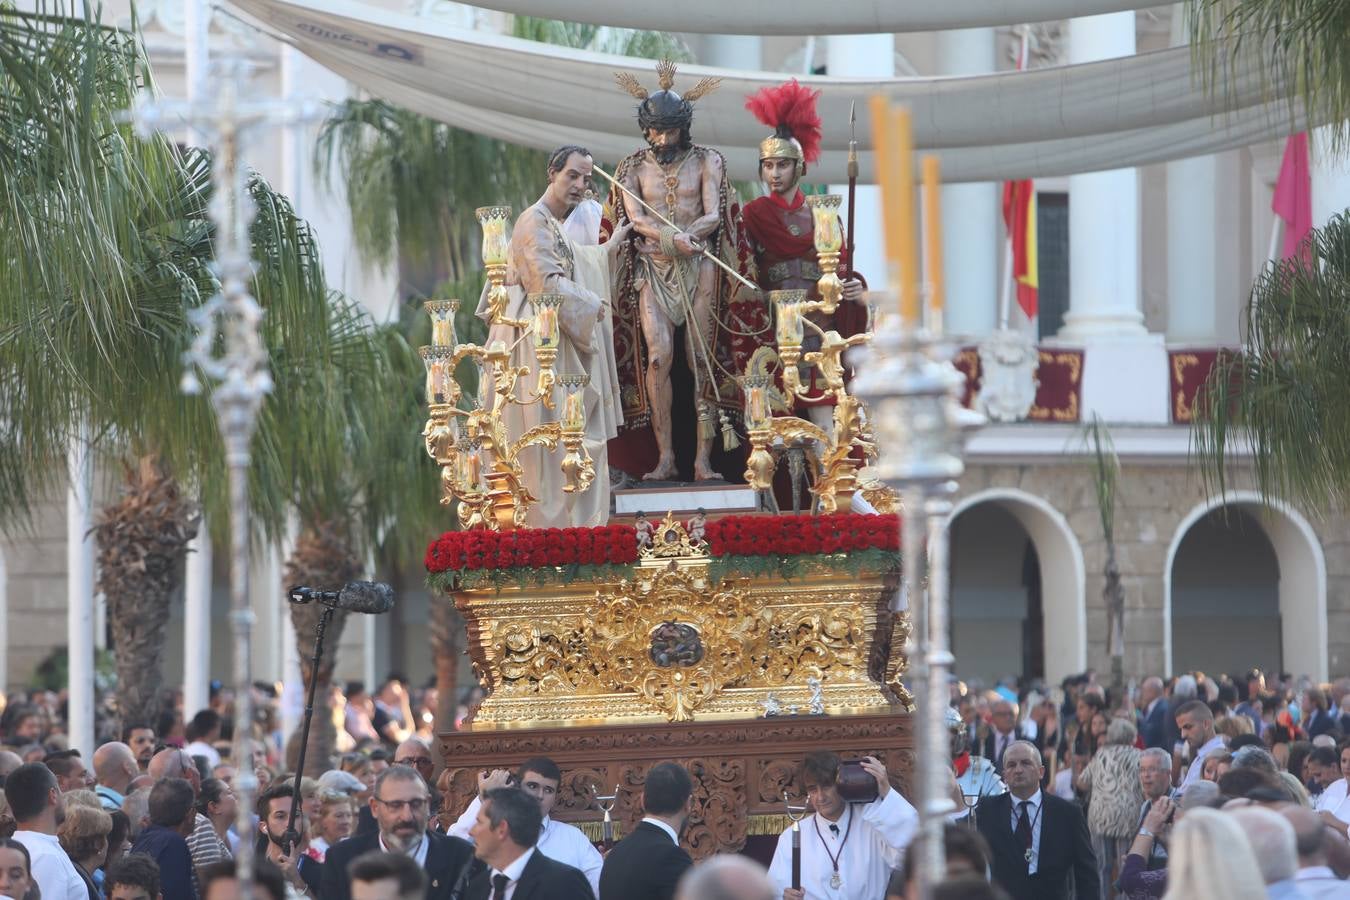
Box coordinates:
[477,206,526,328]
[557,374,594,494]
[530,293,563,409]
[426,298,460,349]
[807,194,844,313]
[419,346,458,407]
[740,373,779,489]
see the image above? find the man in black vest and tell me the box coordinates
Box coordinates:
[322,765,475,900]
[599,763,694,900]
[463,787,593,900]
[976,741,1098,900]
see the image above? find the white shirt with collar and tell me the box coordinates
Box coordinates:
[489,845,535,900]
[768,789,918,900]
[449,796,604,894]
[13,830,87,900]
[380,830,430,868]
[641,816,680,845]
[1008,790,1045,876]
[1180,735,1226,791]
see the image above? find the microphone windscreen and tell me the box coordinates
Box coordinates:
[337,581,395,614]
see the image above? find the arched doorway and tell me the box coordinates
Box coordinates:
[1165,493,1327,680]
[947,490,1086,685]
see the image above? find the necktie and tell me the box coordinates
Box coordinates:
[492,873,509,900]
[1016,801,1032,854]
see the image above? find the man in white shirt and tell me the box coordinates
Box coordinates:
[8,762,88,900]
[1280,805,1350,899]
[768,752,918,900]
[449,757,603,895]
[184,710,224,769]
[465,787,594,900]
[1175,700,1225,793]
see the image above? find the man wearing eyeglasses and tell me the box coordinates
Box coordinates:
[396,739,443,817]
[322,765,475,900]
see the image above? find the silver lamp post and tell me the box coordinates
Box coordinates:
[127,56,323,900]
[851,319,984,897]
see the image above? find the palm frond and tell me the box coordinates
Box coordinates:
[1194,213,1350,509]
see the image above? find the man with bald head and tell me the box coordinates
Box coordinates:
[675,855,774,900]
[395,738,441,815]
[1230,806,1306,898]
[0,749,25,781]
[1281,806,1350,897]
[148,748,229,872]
[1137,677,1170,750]
[975,741,1098,900]
[93,742,138,811]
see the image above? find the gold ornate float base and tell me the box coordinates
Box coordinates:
[449,550,910,730]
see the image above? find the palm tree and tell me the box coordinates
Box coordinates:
[0,4,399,735]
[1194,214,1350,509]
[1083,416,1125,699]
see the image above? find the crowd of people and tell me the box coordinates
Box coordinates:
[0,667,1345,900]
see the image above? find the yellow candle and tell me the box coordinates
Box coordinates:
[921,155,944,334]
[564,387,584,431]
[868,97,919,327]
[480,215,508,266]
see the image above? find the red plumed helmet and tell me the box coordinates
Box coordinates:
[746,79,823,166]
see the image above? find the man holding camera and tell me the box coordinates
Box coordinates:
[768,753,917,900]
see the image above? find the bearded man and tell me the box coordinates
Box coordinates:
[610,61,745,482]
[742,79,866,435]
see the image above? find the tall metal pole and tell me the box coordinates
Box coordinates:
[128,56,322,900]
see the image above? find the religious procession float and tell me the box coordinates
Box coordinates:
[420,67,971,857]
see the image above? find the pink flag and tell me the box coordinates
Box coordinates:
[1272,132,1311,261]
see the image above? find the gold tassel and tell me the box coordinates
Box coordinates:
[698,404,716,441]
[720,410,741,451]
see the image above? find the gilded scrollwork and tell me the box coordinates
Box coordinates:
[455,565,909,727]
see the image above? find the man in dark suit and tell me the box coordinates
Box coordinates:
[1137,677,1170,750]
[322,765,476,900]
[599,762,694,900]
[463,787,593,900]
[976,741,1098,900]
[979,700,1028,774]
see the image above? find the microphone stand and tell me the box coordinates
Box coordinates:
[280,596,339,856]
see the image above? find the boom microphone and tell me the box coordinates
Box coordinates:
[287,581,395,614]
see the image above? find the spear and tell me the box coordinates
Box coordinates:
[591,162,760,292]
[846,100,858,281]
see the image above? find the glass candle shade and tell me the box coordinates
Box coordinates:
[419,346,452,405]
[476,206,511,267]
[807,194,844,254]
[559,375,589,431]
[772,289,808,348]
[425,299,460,349]
[742,373,775,431]
[530,293,563,349]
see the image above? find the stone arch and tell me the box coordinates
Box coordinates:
[1164,492,1327,680]
[946,488,1088,684]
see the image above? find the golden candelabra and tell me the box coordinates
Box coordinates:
[418,210,595,530]
[740,194,878,513]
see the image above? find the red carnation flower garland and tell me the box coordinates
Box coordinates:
[425,514,900,588]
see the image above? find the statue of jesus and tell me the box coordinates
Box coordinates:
[610,61,736,482]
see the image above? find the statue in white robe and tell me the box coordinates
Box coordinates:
[476,149,626,528]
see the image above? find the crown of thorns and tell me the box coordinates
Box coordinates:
[616,60,720,133]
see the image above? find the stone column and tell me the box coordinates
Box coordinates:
[1060,13,1144,339]
[827,35,894,290]
[1054,12,1169,422]
[1164,8,1243,344]
[66,438,96,756]
[936,27,1000,338]
[183,525,213,718]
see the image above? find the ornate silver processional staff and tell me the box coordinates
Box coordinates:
[127,55,323,900]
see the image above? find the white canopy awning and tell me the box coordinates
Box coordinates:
[394,0,1158,35]
[228,0,1309,182]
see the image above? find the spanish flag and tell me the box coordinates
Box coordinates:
[1002,179,1038,320]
